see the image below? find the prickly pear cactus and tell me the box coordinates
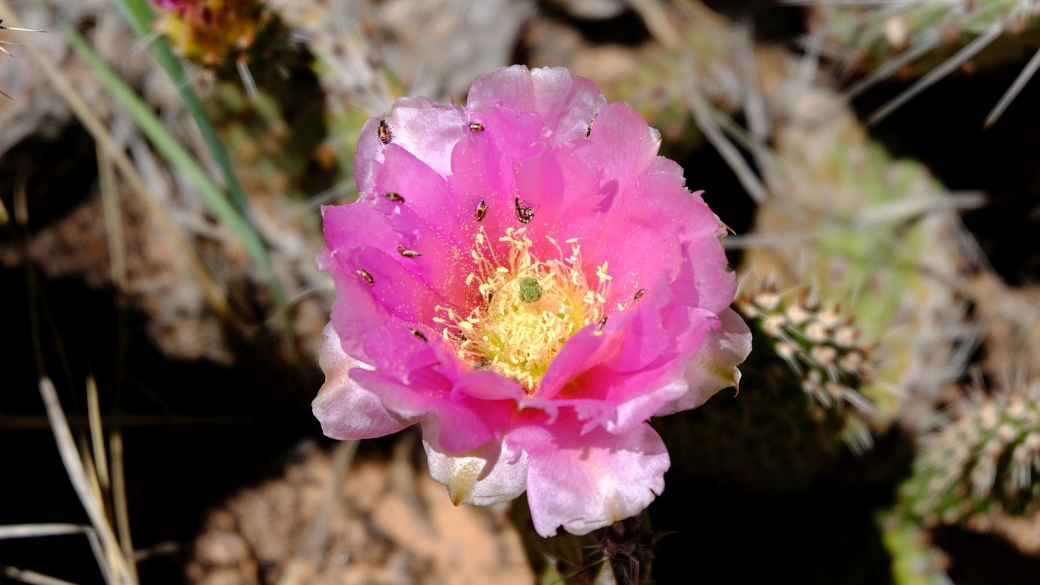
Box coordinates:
[656,284,875,493]
[540,3,976,439]
[736,284,875,452]
[154,0,267,65]
[746,57,976,434]
[899,389,1040,528]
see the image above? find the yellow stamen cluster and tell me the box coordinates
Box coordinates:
[434,227,613,393]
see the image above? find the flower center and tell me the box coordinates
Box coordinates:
[435,227,614,393]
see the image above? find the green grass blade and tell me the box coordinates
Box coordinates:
[55,16,286,310]
[110,0,250,215]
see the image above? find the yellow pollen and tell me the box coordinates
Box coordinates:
[437,227,614,393]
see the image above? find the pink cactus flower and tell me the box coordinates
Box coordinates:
[152,0,187,10]
[315,65,751,537]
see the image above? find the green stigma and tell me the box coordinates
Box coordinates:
[518,277,542,303]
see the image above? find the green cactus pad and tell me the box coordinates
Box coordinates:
[900,390,1040,527]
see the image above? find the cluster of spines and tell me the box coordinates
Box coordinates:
[736,284,876,452]
[806,1,1040,78]
[899,389,1040,528]
[652,283,879,493]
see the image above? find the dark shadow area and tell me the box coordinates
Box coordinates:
[0,268,319,583]
[649,427,914,585]
[676,131,759,270]
[534,1,653,47]
[855,63,1040,285]
[702,0,806,42]
[937,526,1040,585]
[0,123,98,238]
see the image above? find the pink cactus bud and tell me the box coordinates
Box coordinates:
[315,65,751,537]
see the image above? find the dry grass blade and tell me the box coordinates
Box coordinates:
[38,377,135,585]
[109,432,138,584]
[0,524,91,539]
[3,566,78,585]
[868,20,1004,125]
[86,376,110,491]
[96,146,127,289]
[737,23,769,143]
[798,28,826,86]
[13,166,28,225]
[76,435,105,533]
[0,524,109,579]
[984,46,1040,127]
[236,56,258,100]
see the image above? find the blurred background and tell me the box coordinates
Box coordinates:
[2,0,1040,583]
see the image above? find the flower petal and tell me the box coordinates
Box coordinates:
[349,367,495,454]
[355,97,465,192]
[423,430,529,506]
[519,419,669,537]
[581,102,661,189]
[467,64,537,116]
[312,325,417,440]
[530,67,606,143]
[468,65,607,145]
[655,307,753,416]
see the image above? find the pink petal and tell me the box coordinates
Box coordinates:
[580,103,661,190]
[354,97,465,192]
[467,65,537,115]
[322,194,479,314]
[349,367,495,454]
[321,250,428,373]
[655,308,753,416]
[518,419,670,537]
[567,309,720,434]
[468,66,607,145]
[589,159,730,308]
[312,325,417,440]
[423,429,529,506]
[470,103,545,168]
[446,128,518,241]
[530,68,606,143]
[372,145,466,248]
